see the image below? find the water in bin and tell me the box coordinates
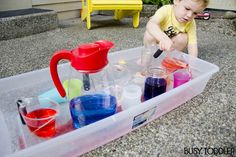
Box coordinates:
[0,110,12,156]
[50,40,117,129]
[106,62,133,109]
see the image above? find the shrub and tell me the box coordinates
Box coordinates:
[142,0,172,5]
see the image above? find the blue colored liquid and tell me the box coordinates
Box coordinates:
[144,77,167,101]
[70,94,117,129]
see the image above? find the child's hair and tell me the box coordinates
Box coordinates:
[176,0,209,7]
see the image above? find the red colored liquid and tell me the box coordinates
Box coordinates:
[161,57,188,73]
[25,108,57,138]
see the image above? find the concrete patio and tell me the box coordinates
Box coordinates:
[0,15,235,156]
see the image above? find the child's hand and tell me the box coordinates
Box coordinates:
[159,37,174,52]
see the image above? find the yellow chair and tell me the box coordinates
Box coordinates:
[81,0,143,29]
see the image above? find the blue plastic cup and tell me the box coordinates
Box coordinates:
[39,88,66,105]
[39,79,82,105]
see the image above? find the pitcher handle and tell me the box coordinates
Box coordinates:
[50,50,72,97]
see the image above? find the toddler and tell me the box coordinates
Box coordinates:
[143,0,209,57]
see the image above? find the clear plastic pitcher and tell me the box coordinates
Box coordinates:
[49,40,118,129]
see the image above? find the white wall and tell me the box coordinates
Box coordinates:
[32,0,82,20]
[0,0,32,11]
[0,0,82,20]
[208,0,236,11]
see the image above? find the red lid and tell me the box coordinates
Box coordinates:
[77,43,99,56]
[71,41,113,73]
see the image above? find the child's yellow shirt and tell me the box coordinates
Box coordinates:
[152,4,197,45]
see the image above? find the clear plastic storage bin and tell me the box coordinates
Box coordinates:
[0,47,219,157]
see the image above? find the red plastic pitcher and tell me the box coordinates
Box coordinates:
[50,40,114,98]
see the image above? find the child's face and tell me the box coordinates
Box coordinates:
[174,0,205,23]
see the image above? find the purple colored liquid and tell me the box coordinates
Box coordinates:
[144,77,167,101]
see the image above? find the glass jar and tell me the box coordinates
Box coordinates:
[143,67,168,101]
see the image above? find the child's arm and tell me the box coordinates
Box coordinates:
[187,20,198,57]
[188,43,198,57]
[145,17,174,52]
